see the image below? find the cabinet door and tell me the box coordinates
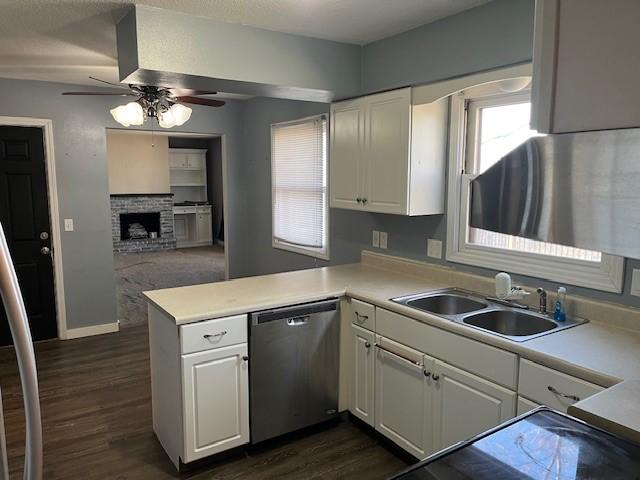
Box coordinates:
[187,152,206,170]
[432,360,515,451]
[169,152,188,168]
[363,88,411,214]
[174,215,188,242]
[196,212,212,244]
[351,325,375,426]
[375,337,432,458]
[330,100,364,210]
[181,344,249,463]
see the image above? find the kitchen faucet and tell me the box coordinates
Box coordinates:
[537,288,548,314]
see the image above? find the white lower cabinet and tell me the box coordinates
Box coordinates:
[351,325,375,426]
[181,343,249,463]
[374,337,433,458]
[432,360,515,451]
[367,332,516,459]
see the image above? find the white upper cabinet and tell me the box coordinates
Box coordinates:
[531,0,640,133]
[330,88,447,216]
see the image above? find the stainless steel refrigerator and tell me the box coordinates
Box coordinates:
[0,221,43,479]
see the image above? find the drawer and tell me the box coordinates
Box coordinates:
[173,207,196,215]
[196,206,211,213]
[376,308,518,389]
[518,359,604,413]
[349,298,375,331]
[180,314,247,354]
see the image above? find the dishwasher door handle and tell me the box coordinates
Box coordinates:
[287,316,309,326]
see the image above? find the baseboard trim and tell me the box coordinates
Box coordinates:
[64,322,120,340]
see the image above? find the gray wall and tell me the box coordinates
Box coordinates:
[0,78,246,330]
[361,0,536,93]
[236,0,640,309]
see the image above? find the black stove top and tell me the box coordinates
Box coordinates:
[391,408,640,480]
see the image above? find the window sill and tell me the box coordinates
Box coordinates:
[273,240,329,261]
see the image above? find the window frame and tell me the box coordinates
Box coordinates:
[445,82,624,293]
[271,114,330,261]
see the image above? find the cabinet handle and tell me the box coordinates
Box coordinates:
[431,374,440,381]
[547,385,580,402]
[354,312,368,323]
[356,197,362,203]
[375,344,422,368]
[242,356,249,362]
[423,370,431,378]
[203,331,227,341]
[364,341,371,349]
[362,198,368,205]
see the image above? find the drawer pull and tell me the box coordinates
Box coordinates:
[375,344,422,368]
[547,385,580,402]
[364,341,371,349]
[203,331,227,341]
[355,312,369,323]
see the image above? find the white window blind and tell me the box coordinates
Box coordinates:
[271,115,328,259]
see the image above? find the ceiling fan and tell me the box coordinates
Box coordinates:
[62,77,225,128]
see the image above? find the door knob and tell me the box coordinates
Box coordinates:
[40,247,50,256]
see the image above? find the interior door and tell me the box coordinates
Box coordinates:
[432,360,516,451]
[0,126,57,345]
[364,88,411,214]
[330,100,364,210]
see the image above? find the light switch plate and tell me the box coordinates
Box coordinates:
[427,239,443,259]
[631,269,640,297]
[379,232,388,249]
[64,219,74,232]
[372,230,380,248]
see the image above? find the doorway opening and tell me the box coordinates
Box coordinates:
[106,129,228,327]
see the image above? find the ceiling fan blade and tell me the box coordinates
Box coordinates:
[62,91,137,96]
[176,96,226,107]
[168,88,218,96]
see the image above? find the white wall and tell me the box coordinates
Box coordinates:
[106,131,170,194]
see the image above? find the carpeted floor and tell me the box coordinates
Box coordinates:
[114,245,226,327]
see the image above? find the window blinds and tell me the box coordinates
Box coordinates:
[271,116,328,255]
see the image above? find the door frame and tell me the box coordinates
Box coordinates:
[0,116,67,339]
[106,128,230,280]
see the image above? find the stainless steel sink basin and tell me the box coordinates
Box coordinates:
[392,288,587,342]
[406,294,487,315]
[463,310,557,337]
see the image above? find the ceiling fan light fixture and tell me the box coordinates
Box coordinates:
[170,103,192,126]
[158,108,176,129]
[110,101,144,127]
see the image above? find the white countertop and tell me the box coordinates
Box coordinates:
[144,260,640,388]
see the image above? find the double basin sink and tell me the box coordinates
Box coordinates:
[392,289,587,342]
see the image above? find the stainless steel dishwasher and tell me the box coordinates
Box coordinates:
[249,298,340,444]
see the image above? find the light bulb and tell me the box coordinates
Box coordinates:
[110,102,144,127]
[169,104,192,126]
[158,109,176,128]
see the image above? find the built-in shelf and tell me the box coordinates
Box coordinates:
[170,183,206,187]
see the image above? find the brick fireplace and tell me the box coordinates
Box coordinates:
[110,194,176,254]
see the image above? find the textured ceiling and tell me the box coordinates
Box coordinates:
[0,0,491,87]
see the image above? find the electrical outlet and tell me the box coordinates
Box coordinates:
[379,231,388,249]
[427,239,442,259]
[631,269,640,297]
[64,218,74,232]
[372,230,380,248]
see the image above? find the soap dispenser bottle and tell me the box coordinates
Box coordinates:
[554,287,566,322]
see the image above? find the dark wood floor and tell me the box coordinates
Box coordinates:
[0,325,410,479]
